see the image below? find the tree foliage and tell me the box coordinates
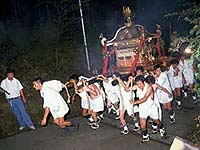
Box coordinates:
[166,2,200,96]
[0,0,91,139]
[166,1,200,146]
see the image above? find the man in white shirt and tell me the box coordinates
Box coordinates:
[127,75,166,143]
[32,78,78,133]
[154,64,175,124]
[179,54,197,104]
[0,68,35,131]
[113,73,135,135]
[168,59,183,109]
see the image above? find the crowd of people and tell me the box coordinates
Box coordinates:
[0,54,197,143]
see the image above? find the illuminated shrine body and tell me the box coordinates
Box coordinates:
[100,6,168,75]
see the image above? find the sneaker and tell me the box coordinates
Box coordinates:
[88,121,94,126]
[184,92,188,97]
[99,114,104,120]
[132,126,140,132]
[97,116,101,124]
[19,126,25,131]
[120,129,129,135]
[177,101,181,109]
[90,123,99,130]
[177,104,182,110]
[170,118,175,124]
[115,115,120,120]
[160,128,166,137]
[88,116,94,122]
[87,116,95,125]
[193,96,198,104]
[193,99,198,104]
[141,134,149,143]
[29,125,36,130]
[152,128,158,134]
[112,111,117,115]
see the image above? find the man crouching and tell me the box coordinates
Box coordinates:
[32,77,78,134]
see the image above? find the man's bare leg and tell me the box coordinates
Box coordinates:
[140,118,149,142]
[82,109,89,117]
[90,110,99,129]
[163,102,175,124]
[119,109,129,135]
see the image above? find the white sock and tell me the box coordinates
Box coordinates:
[116,109,119,116]
[88,116,94,122]
[184,92,187,97]
[99,114,104,118]
[177,101,181,105]
[124,125,128,131]
[192,96,197,100]
[135,122,139,127]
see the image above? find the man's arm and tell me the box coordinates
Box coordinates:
[96,75,109,83]
[133,85,152,105]
[41,107,50,126]
[20,89,26,103]
[88,84,100,97]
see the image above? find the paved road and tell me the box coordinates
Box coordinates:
[0,96,199,150]
[0,118,170,150]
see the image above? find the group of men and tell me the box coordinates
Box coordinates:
[0,54,197,143]
[68,54,197,142]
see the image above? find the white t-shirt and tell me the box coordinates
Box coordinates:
[179,59,194,84]
[40,80,69,113]
[136,82,154,110]
[168,65,183,89]
[156,71,172,92]
[0,77,23,99]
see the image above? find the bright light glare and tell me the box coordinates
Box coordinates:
[184,47,192,54]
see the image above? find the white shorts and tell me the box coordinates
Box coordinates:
[154,95,162,121]
[139,103,159,120]
[119,91,134,116]
[100,89,106,102]
[185,77,194,85]
[119,102,134,116]
[89,96,104,112]
[174,77,183,88]
[126,103,134,116]
[78,91,89,109]
[156,90,173,104]
[81,98,89,109]
[50,105,69,119]
[184,71,194,85]
[133,105,139,113]
[107,93,119,104]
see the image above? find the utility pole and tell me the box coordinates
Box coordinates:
[79,0,90,72]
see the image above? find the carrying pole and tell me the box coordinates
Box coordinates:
[79,0,90,71]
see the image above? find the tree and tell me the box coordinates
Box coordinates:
[165,1,200,146]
